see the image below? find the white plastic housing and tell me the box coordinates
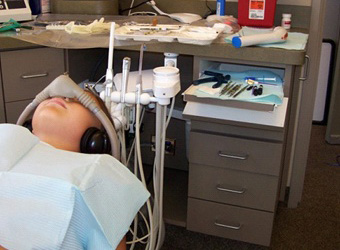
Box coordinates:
[153,66,180,105]
[232,26,288,48]
[164,52,179,67]
[111,91,155,105]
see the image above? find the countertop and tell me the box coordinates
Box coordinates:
[0,14,307,66]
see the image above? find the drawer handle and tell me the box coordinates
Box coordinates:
[21,73,49,79]
[216,185,246,194]
[214,221,242,230]
[218,151,248,160]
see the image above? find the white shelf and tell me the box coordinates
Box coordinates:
[183,97,288,130]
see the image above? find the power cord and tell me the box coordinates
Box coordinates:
[120,0,151,14]
[203,0,216,18]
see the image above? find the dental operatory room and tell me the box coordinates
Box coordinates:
[1,0,340,249]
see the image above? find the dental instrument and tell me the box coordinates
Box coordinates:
[233,84,248,98]
[193,71,231,88]
[104,22,116,113]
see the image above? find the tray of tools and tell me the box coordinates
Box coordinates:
[183,70,284,112]
[114,24,221,45]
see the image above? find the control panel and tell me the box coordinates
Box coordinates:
[0,0,31,22]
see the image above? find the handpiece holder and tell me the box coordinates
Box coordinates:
[232,26,288,48]
[111,66,180,106]
[153,66,180,105]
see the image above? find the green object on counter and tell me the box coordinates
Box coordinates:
[0,19,33,32]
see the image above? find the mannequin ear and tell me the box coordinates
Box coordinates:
[80,127,111,154]
[23,119,33,132]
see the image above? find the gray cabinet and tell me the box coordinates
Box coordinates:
[0,48,65,123]
[183,57,289,246]
[184,115,286,246]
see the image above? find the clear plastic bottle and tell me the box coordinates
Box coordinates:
[281,13,292,30]
[216,0,225,16]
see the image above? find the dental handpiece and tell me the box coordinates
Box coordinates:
[121,57,131,103]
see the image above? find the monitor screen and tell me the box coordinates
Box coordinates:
[4,0,27,10]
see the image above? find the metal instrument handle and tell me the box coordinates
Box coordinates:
[214,221,242,230]
[192,76,216,85]
[21,73,48,79]
[218,151,248,160]
[299,55,310,81]
[216,185,246,194]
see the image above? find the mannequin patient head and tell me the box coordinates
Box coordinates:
[31,92,103,153]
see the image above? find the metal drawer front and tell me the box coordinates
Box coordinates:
[1,48,65,102]
[188,163,279,212]
[5,99,33,123]
[187,198,274,246]
[189,131,282,176]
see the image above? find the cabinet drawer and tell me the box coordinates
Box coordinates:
[1,48,65,102]
[188,163,279,212]
[187,198,274,246]
[189,132,282,176]
[5,99,33,124]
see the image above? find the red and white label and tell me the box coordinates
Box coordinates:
[249,0,265,20]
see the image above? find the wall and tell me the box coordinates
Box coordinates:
[120,0,313,14]
[120,0,312,28]
[323,0,340,43]
[325,0,340,143]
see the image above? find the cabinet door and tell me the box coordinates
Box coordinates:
[1,48,65,102]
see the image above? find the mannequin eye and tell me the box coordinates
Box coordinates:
[65,98,81,104]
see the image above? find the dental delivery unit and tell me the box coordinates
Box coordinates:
[15,22,178,250]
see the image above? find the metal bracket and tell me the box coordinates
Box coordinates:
[299,55,310,81]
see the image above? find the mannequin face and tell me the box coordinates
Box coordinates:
[32,94,101,152]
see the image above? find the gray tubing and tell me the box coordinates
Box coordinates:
[16,74,120,160]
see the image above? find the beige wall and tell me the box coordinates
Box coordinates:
[161,0,312,6]
[120,0,311,28]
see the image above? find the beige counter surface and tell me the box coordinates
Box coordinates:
[0,14,307,66]
[116,38,306,66]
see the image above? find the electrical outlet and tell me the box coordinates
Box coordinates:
[151,136,176,155]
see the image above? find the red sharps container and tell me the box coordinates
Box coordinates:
[238,0,277,28]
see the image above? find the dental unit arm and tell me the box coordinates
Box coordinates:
[232,26,288,48]
[104,37,180,249]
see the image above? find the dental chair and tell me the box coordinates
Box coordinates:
[0,75,150,249]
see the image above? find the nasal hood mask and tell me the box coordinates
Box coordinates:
[16,74,120,159]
